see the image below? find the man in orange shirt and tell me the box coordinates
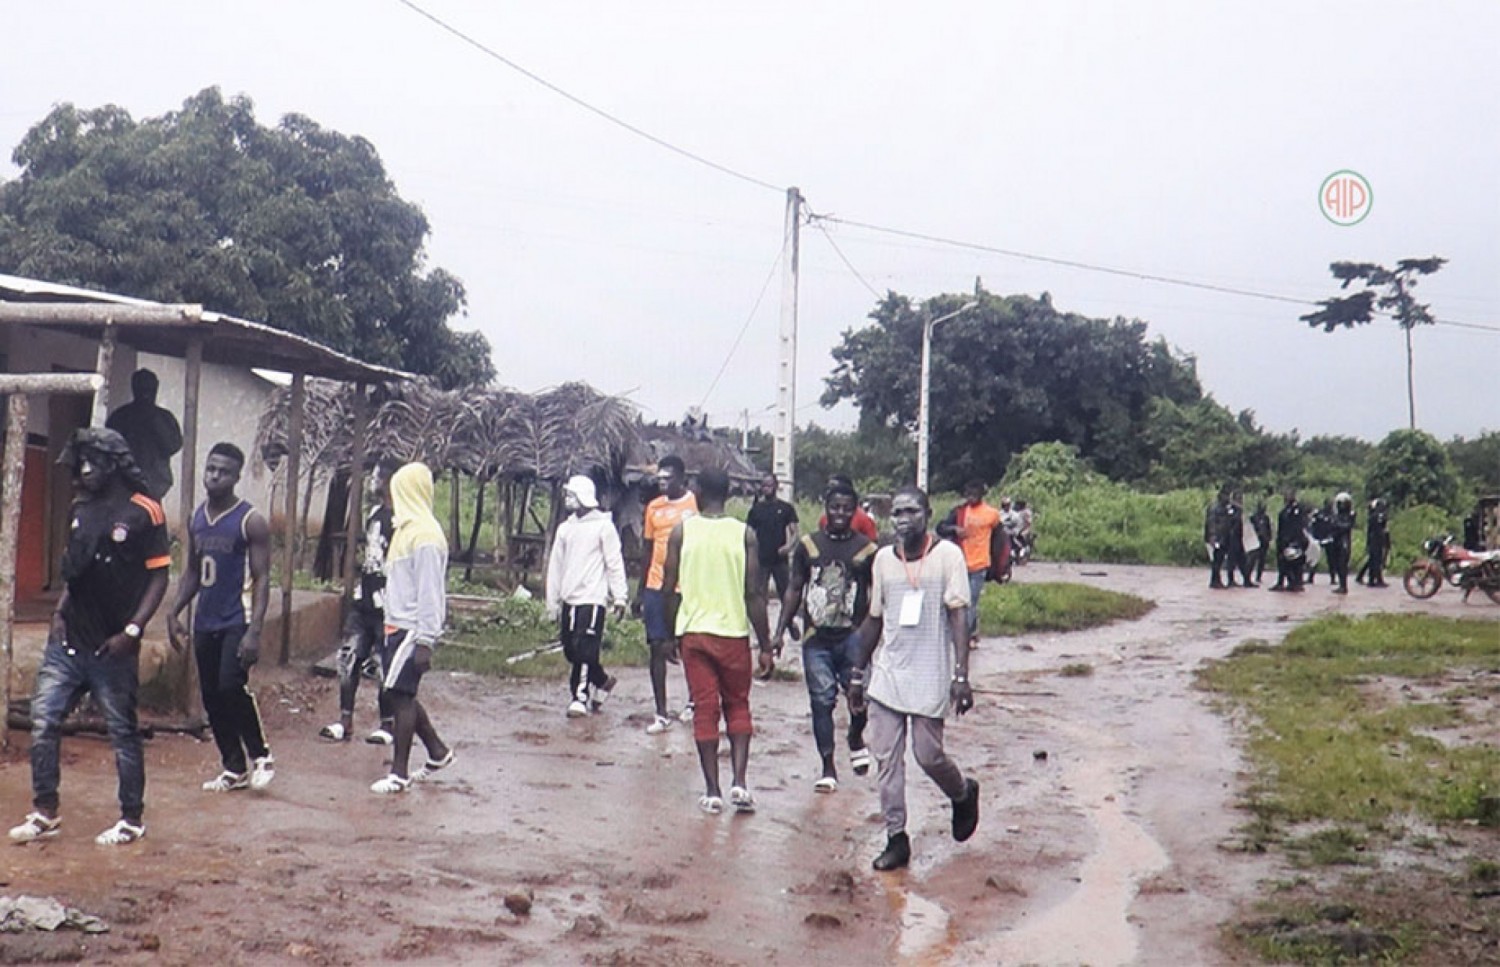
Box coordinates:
[637,455,698,734]
[936,480,1003,647]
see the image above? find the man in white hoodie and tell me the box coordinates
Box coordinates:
[546,475,629,717]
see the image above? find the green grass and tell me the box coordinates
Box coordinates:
[977,581,1154,636]
[1200,614,1500,825]
[438,595,649,678]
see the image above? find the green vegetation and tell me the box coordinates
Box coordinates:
[1209,613,1500,964]
[438,595,648,678]
[977,582,1153,636]
[1201,614,1500,826]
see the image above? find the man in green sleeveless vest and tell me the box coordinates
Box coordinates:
[661,468,774,815]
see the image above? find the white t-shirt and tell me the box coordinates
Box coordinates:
[867,537,970,719]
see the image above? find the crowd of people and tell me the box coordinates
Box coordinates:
[1203,487,1391,594]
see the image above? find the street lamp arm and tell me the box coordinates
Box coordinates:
[916,300,979,490]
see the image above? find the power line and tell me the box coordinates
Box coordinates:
[699,245,784,410]
[393,0,784,195]
[809,218,882,298]
[813,214,1500,333]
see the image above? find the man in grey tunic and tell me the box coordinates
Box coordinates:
[850,486,980,871]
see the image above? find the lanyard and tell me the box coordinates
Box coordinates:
[896,534,931,589]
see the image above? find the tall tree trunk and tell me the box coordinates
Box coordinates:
[1404,324,1416,430]
[449,471,462,554]
[464,476,487,582]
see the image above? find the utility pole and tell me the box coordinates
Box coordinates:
[772,187,801,501]
[916,301,978,491]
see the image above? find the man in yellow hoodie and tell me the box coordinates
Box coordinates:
[370,463,455,794]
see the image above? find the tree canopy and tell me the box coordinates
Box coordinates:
[821,290,1203,487]
[1300,257,1446,430]
[0,87,493,388]
[1366,429,1458,511]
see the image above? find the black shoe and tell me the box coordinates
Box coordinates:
[951,778,980,842]
[873,832,911,871]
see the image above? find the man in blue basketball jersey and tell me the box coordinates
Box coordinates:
[167,442,275,793]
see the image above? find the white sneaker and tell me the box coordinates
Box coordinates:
[249,755,276,790]
[591,675,618,712]
[9,812,61,843]
[94,818,145,846]
[679,703,695,723]
[567,699,589,718]
[645,714,673,735]
[203,770,249,792]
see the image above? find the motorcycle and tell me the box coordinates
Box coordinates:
[1402,534,1500,604]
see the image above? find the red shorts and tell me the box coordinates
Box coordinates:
[679,633,753,742]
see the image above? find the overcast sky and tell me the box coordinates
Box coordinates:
[3,2,1496,444]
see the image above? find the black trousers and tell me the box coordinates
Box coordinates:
[560,604,609,700]
[195,626,270,774]
[1328,542,1351,590]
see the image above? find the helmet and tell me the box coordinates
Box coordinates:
[1335,491,1352,509]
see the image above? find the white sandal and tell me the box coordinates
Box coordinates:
[95,819,145,846]
[814,776,838,794]
[370,774,411,795]
[411,749,455,782]
[318,722,348,742]
[729,786,756,813]
[698,794,723,814]
[9,812,61,843]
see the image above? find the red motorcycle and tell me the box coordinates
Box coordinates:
[1403,535,1500,604]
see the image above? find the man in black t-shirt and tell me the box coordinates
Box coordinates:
[774,480,876,792]
[746,472,800,633]
[9,429,170,847]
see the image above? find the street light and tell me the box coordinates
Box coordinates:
[916,300,979,490]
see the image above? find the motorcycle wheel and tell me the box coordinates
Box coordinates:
[1403,562,1442,599]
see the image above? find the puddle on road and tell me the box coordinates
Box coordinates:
[967,721,1170,966]
[881,880,956,964]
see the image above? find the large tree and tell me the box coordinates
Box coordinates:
[0,88,493,387]
[1300,257,1446,430]
[822,290,1203,486]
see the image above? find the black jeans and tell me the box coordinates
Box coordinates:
[337,608,392,723]
[560,604,609,700]
[195,626,270,774]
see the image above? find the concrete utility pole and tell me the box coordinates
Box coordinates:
[772,187,801,502]
[916,301,978,491]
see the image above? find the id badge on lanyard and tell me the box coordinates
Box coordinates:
[898,589,925,627]
[896,535,931,627]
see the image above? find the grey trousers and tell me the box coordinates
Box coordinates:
[868,699,967,835]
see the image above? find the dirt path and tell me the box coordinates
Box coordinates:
[2,565,1494,965]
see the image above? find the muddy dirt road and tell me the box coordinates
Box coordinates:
[2,564,1494,965]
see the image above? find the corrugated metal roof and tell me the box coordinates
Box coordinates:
[0,273,412,383]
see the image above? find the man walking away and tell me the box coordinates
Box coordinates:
[546,474,628,717]
[321,457,398,744]
[775,479,877,792]
[1248,500,1273,586]
[370,463,454,794]
[661,468,774,815]
[638,455,698,734]
[167,443,275,793]
[849,487,980,871]
[936,480,1004,646]
[9,429,169,846]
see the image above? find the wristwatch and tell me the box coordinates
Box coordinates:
[123,622,143,640]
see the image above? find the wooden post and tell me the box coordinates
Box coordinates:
[177,336,203,718]
[91,322,117,427]
[279,371,306,666]
[179,336,203,543]
[0,394,31,748]
[340,383,370,611]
